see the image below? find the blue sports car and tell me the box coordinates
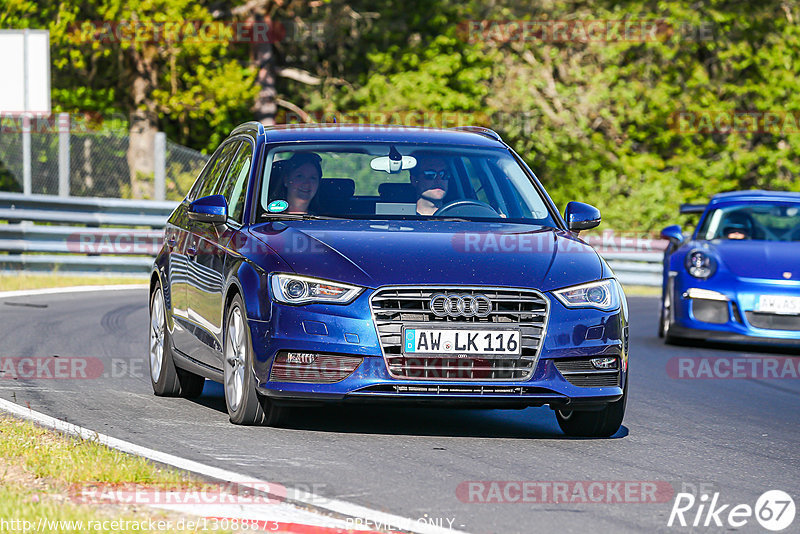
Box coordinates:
[659,190,800,345]
[149,122,629,436]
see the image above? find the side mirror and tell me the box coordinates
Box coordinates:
[564,201,601,232]
[660,224,684,245]
[188,194,228,224]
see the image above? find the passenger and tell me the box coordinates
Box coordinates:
[409,154,450,215]
[271,152,322,214]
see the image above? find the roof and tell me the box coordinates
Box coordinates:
[253,124,507,147]
[709,190,800,205]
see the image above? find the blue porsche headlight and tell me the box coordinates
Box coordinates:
[685,249,717,279]
[271,274,363,305]
[553,279,620,311]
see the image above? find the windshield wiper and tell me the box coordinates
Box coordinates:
[260,213,341,221]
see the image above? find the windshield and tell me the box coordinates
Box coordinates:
[697,202,800,242]
[257,143,556,226]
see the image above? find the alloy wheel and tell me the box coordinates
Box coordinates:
[149,288,165,383]
[225,306,246,412]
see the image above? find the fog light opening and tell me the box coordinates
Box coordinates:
[590,357,618,370]
[271,352,363,383]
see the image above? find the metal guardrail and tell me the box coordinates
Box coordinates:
[0,192,176,274]
[0,193,667,285]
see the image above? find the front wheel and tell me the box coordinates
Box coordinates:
[555,375,627,438]
[224,294,285,426]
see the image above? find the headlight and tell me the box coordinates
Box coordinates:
[553,279,620,311]
[685,249,717,279]
[271,274,363,305]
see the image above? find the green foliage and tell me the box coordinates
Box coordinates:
[2,0,798,229]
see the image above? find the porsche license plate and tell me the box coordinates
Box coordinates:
[756,295,800,315]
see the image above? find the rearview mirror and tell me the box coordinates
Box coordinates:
[660,224,684,245]
[188,194,228,224]
[370,155,417,174]
[564,201,601,232]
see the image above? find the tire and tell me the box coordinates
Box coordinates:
[555,374,628,438]
[149,283,205,398]
[660,284,684,345]
[223,294,285,426]
[658,298,667,338]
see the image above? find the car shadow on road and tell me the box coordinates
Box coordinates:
[190,382,628,439]
[281,405,630,440]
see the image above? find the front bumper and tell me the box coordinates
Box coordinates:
[671,273,800,344]
[247,288,629,408]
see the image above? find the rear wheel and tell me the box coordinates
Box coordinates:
[224,294,285,426]
[149,284,205,398]
[555,375,627,438]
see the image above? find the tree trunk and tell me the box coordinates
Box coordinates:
[252,13,277,126]
[127,46,159,199]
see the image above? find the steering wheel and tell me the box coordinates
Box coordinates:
[433,199,499,218]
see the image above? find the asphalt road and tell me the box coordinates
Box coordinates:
[1,288,798,533]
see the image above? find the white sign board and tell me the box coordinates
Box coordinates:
[0,30,51,113]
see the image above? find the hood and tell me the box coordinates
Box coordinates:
[248,220,604,291]
[703,240,800,280]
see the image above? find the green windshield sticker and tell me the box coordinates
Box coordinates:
[268,200,289,213]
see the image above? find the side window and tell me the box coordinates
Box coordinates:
[217,142,253,223]
[187,151,222,202]
[197,141,241,199]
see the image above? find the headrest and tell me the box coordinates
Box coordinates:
[318,178,355,200]
[378,182,416,203]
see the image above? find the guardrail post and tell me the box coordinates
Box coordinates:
[154,132,166,201]
[22,114,32,195]
[58,113,70,197]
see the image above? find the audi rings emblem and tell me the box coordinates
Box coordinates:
[430,293,492,318]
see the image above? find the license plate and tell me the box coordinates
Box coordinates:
[403,328,520,355]
[756,295,800,315]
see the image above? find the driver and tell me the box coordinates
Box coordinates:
[409,154,450,215]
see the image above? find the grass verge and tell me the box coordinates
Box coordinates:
[621,284,660,297]
[0,273,146,292]
[0,416,228,533]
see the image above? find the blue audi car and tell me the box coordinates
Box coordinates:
[149,122,629,436]
[659,190,800,344]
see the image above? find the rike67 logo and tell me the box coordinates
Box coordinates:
[668,490,795,531]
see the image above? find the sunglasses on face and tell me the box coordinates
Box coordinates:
[420,170,451,181]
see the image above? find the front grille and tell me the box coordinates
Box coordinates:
[370,286,549,381]
[358,384,552,395]
[554,358,621,387]
[745,312,800,331]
